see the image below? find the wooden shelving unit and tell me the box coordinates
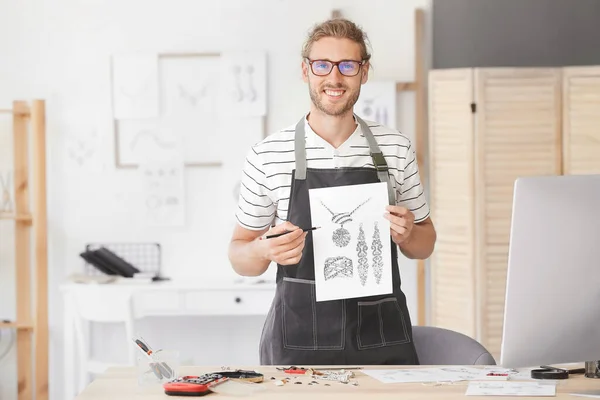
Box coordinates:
[0,100,48,400]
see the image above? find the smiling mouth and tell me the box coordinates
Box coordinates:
[324,89,345,98]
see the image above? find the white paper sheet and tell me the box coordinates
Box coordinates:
[355,81,397,128]
[362,367,484,384]
[111,53,159,119]
[308,182,392,302]
[139,144,186,227]
[465,382,556,396]
[219,51,267,117]
[160,54,221,117]
[570,394,600,399]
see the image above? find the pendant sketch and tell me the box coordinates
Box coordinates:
[177,84,208,107]
[308,181,394,302]
[0,170,13,213]
[111,53,159,119]
[357,223,369,286]
[372,221,383,284]
[231,64,258,103]
[320,197,371,247]
[324,256,353,281]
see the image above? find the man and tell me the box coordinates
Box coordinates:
[228,18,436,366]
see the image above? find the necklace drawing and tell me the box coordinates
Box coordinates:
[320,197,372,247]
[372,222,383,284]
[357,223,368,286]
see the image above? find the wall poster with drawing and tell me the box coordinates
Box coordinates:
[111,51,268,168]
[308,182,393,302]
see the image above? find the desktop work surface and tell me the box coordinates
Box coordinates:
[77,365,598,399]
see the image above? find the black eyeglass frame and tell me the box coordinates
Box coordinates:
[304,58,367,77]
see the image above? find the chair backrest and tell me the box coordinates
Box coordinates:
[412,326,496,365]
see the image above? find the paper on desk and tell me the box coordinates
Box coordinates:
[466,381,556,396]
[569,392,600,398]
[362,367,483,383]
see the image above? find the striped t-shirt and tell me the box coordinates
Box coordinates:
[235,115,430,231]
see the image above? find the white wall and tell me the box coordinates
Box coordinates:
[0,0,431,399]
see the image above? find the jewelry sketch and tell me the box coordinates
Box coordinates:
[219,51,267,117]
[357,223,368,286]
[320,197,371,247]
[0,171,13,213]
[308,181,394,302]
[354,81,397,129]
[372,221,383,284]
[111,53,159,119]
[324,256,353,281]
[140,157,185,227]
[178,84,208,107]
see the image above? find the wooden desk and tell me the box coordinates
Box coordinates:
[76,365,600,399]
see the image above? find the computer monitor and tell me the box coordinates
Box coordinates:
[500,174,600,369]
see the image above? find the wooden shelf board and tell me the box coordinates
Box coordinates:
[0,321,34,330]
[0,212,33,222]
[396,81,417,92]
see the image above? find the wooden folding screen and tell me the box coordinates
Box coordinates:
[428,68,563,358]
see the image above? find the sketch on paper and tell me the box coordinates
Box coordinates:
[357,223,368,286]
[372,222,383,284]
[324,256,353,281]
[139,154,186,227]
[219,51,267,117]
[160,55,220,116]
[111,53,159,119]
[0,170,13,213]
[309,182,393,302]
[116,116,222,166]
[354,81,397,129]
[319,197,371,247]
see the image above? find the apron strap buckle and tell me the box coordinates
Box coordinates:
[371,152,388,172]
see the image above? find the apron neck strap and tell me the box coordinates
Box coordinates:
[294,114,396,205]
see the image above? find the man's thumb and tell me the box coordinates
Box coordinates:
[270,221,298,234]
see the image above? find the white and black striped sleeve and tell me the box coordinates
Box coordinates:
[397,145,430,223]
[234,147,276,231]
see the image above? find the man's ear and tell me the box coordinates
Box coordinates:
[301,60,309,83]
[361,62,370,84]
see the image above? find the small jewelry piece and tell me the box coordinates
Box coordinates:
[320,197,372,247]
[324,256,353,280]
[356,223,368,286]
[372,221,383,284]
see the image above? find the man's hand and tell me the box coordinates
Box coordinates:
[384,205,415,246]
[256,221,307,265]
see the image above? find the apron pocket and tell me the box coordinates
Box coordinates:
[357,297,410,349]
[282,277,345,350]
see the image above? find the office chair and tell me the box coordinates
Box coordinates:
[412,326,496,365]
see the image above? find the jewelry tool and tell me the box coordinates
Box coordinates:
[132,337,173,379]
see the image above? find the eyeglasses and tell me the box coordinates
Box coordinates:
[305,59,365,77]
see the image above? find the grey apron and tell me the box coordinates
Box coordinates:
[259,115,419,366]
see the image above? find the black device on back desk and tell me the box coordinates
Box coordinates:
[79,247,140,278]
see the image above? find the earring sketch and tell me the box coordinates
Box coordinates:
[320,197,372,248]
[372,221,383,284]
[246,65,257,102]
[0,171,13,213]
[324,256,353,281]
[232,65,244,102]
[356,223,368,286]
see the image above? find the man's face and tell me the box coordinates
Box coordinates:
[302,37,369,117]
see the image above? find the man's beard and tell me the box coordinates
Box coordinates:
[309,82,360,117]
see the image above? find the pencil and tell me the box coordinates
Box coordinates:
[265,226,320,239]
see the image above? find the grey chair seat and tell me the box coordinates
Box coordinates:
[412,326,496,365]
